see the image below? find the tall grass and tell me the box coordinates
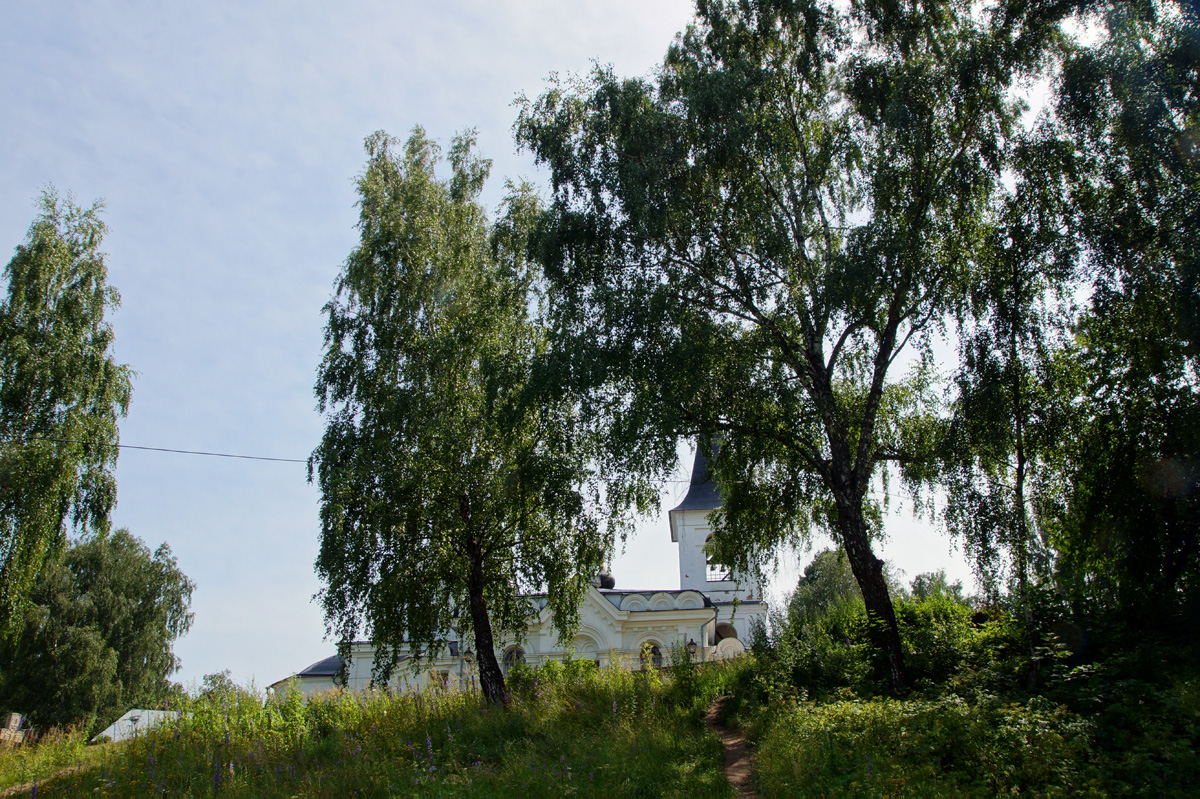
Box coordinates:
[22,658,738,798]
[0,727,107,793]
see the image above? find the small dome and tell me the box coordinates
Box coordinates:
[598,570,616,590]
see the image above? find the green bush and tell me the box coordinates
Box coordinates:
[1044,645,1200,794]
[755,694,1101,796]
[0,726,104,792]
[766,583,1006,698]
[895,594,986,687]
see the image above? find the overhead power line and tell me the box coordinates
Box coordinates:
[8,436,307,463]
[6,435,712,480]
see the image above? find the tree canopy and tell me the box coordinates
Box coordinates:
[517,0,1077,690]
[312,129,620,704]
[1048,0,1200,628]
[0,528,194,734]
[0,188,133,637]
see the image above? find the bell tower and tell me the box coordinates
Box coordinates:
[668,444,762,606]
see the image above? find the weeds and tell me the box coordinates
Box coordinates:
[0,727,105,792]
[18,660,736,797]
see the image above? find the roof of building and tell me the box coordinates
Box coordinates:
[277,649,416,688]
[669,444,722,514]
[597,589,714,609]
[92,709,181,743]
[298,654,343,678]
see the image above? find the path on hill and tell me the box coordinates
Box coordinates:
[1,770,64,797]
[704,697,756,798]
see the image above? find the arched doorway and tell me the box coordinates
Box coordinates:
[502,646,525,675]
[639,641,663,670]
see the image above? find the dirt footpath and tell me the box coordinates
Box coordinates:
[704,697,756,798]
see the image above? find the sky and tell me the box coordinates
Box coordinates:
[1,0,974,689]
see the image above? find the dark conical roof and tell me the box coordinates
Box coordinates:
[669,443,722,513]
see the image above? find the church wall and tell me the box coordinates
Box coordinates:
[282,587,746,699]
[672,508,765,608]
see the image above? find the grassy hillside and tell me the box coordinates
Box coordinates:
[3,631,1197,797]
[2,658,736,798]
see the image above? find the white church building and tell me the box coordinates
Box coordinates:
[271,446,765,697]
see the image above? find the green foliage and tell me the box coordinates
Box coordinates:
[894,594,981,688]
[0,528,193,735]
[195,671,259,710]
[13,648,1196,796]
[518,0,1082,691]
[939,128,1079,587]
[0,188,133,636]
[1047,1,1200,631]
[667,640,702,711]
[788,549,864,625]
[755,694,1100,796]
[1046,648,1200,793]
[311,128,619,703]
[27,662,738,797]
[741,637,1200,796]
[767,550,873,697]
[0,726,106,793]
[909,570,964,602]
[737,557,1199,794]
[757,550,1018,698]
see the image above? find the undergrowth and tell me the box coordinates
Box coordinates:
[9,592,1196,797]
[0,727,108,793]
[12,658,737,798]
[726,582,1200,797]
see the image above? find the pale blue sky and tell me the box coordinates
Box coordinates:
[2,0,972,688]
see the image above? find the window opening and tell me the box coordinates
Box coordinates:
[706,536,732,582]
[640,642,663,670]
[502,646,525,675]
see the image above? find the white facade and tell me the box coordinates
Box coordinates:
[271,444,766,697]
[337,585,742,694]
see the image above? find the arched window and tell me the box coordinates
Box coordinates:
[502,646,525,675]
[639,641,663,670]
[706,535,732,582]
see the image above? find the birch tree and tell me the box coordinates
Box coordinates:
[312,130,614,704]
[0,189,132,636]
[518,0,1076,690]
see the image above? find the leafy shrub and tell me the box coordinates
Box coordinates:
[756,694,1100,796]
[1044,645,1200,794]
[895,593,984,687]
